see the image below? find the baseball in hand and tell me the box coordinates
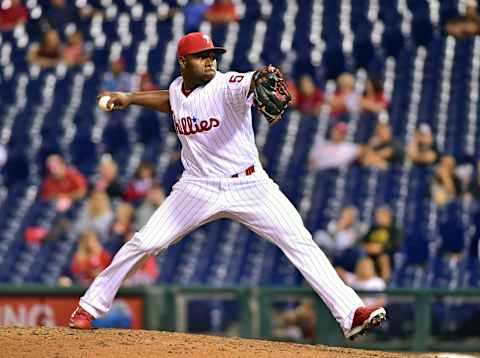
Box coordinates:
[98,95,112,111]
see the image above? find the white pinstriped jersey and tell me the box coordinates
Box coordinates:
[168,71,260,177]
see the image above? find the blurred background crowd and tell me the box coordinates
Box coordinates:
[0,0,480,339]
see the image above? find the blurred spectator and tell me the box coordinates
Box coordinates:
[336,257,386,306]
[445,17,479,38]
[407,123,438,166]
[183,0,209,33]
[71,230,112,286]
[432,155,461,207]
[58,275,73,287]
[360,77,389,114]
[122,236,159,287]
[102,58,136,92]
[308,122,360,171]
[134,183,166,230]
[362,206,401,282]
[111,202,135,243]
[314,206,365,256]
[28,29,63,68]
[94,154,123,200]
[44,216,71,242]
[314,206,366,271]
[63,30,89,67]
[445,1,480,39]
[277,299,316,340]
[124,162,155,203]
[295,74,324,115]
[204,0,237,25]
[360,120,402,170]
[0,144,7,170]
[329,73,358,117]
[456,162,476,202]
[139,72,160,91]
[0,0,28,32]
[76,190,114,241]
[41,154,87,212]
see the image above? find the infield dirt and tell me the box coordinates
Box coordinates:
[0,327,440,358]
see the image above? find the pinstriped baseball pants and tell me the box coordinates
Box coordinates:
[79,169,364,331]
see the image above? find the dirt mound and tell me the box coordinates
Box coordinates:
[0,327,437,358]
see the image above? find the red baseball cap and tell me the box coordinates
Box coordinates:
[177,32,226,57]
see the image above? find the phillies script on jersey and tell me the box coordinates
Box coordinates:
[172,115,220,135]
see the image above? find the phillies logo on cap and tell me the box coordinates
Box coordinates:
[202,34,212,45]
[177,32,227,57]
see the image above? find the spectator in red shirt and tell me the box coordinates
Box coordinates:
[63,30,89,67]
[204,0,237,25]
[139,72,160,91]
[41,154,87,212]
[28,29,64,68]
[123,161,155,203]
[0,0,28,32]
[361,77,389,114]
[296,74,324,116]
[71,230,112,286]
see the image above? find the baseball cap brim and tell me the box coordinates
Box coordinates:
[183,47,227,56]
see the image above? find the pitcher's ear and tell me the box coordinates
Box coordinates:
[178,56,186,70]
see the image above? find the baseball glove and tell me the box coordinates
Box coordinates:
[252,65,291,125]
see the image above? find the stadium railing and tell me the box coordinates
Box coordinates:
[1,285,479,353]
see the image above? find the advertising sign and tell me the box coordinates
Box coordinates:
[0,296,144,328]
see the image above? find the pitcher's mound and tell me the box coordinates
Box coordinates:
[0,327,435,358]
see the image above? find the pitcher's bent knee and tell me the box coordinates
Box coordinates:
[130,232,169,254]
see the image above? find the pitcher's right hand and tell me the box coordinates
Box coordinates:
[97,91,131,111]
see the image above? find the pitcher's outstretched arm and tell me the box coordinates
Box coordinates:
[97,90,171,114]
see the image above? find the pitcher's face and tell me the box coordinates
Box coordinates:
[181,51,218,84]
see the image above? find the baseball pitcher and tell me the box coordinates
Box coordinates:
[70,32,386,340]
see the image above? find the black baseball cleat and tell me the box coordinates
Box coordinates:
[344,305,386,340]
